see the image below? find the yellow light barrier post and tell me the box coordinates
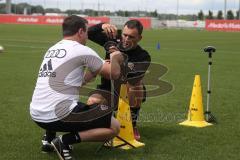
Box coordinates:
[111,84,145,149]
[179,75,212,128]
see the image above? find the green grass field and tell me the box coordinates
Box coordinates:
[0,24,240,160]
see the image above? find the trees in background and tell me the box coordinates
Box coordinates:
[197,10,239,20]
[227,10,234,19]
[206,10,214,19]
[217,10,223,19]
[237,11,240,19]
[198,10,204,20]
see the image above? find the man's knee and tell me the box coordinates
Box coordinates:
[127,83,144,106]
[87,93,106,105]
[110,117,120,136]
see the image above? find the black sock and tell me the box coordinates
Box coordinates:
[45,130,56,143]
[130,107,140,127]
[62,132,81,145]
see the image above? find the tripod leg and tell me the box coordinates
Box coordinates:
[205,58,217,123]
[206,59,211,114]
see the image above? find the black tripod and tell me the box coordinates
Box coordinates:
[203,46,217,123]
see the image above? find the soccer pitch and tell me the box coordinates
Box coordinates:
[0,24,240,160]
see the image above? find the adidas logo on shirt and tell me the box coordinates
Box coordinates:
[38,59,56,77]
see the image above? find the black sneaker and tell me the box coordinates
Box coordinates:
[41,135,54,153]
[51,136,74,160]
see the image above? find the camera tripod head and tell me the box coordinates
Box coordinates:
[204,46,216,58]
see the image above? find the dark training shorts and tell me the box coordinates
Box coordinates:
[35,102,113,132]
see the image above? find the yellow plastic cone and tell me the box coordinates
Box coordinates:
[111,84,145,149]
[179,75,212,127]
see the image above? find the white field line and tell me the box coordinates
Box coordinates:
[0,38,54,44]
[1,38,239,54]
[3,44,46,49]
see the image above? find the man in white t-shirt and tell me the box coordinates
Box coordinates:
[30,15,124,160]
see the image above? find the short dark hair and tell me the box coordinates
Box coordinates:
[62,15,88,37]
[124,20,143,35]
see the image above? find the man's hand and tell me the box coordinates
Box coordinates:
[99,51,124,80]
[110,51,124,64]
[102,23,118,39]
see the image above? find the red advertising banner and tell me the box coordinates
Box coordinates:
[0,15,64,25]
[129,17,151,29]
[86,17,110,26]
[0,14,110,26]
[206,20,240,32]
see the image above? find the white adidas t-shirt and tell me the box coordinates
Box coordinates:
[30,39,104,123]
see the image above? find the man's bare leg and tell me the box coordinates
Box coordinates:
[79,117,120,142]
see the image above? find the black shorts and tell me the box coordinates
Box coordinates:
[35,102,112,132]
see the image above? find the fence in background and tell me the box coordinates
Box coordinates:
[1,14,240,32]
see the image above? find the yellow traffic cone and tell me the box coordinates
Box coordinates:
[179,75,212,127]
[111,84,145,149]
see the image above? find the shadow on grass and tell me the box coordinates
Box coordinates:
[141,125,179,141]
[68,125,179,160]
